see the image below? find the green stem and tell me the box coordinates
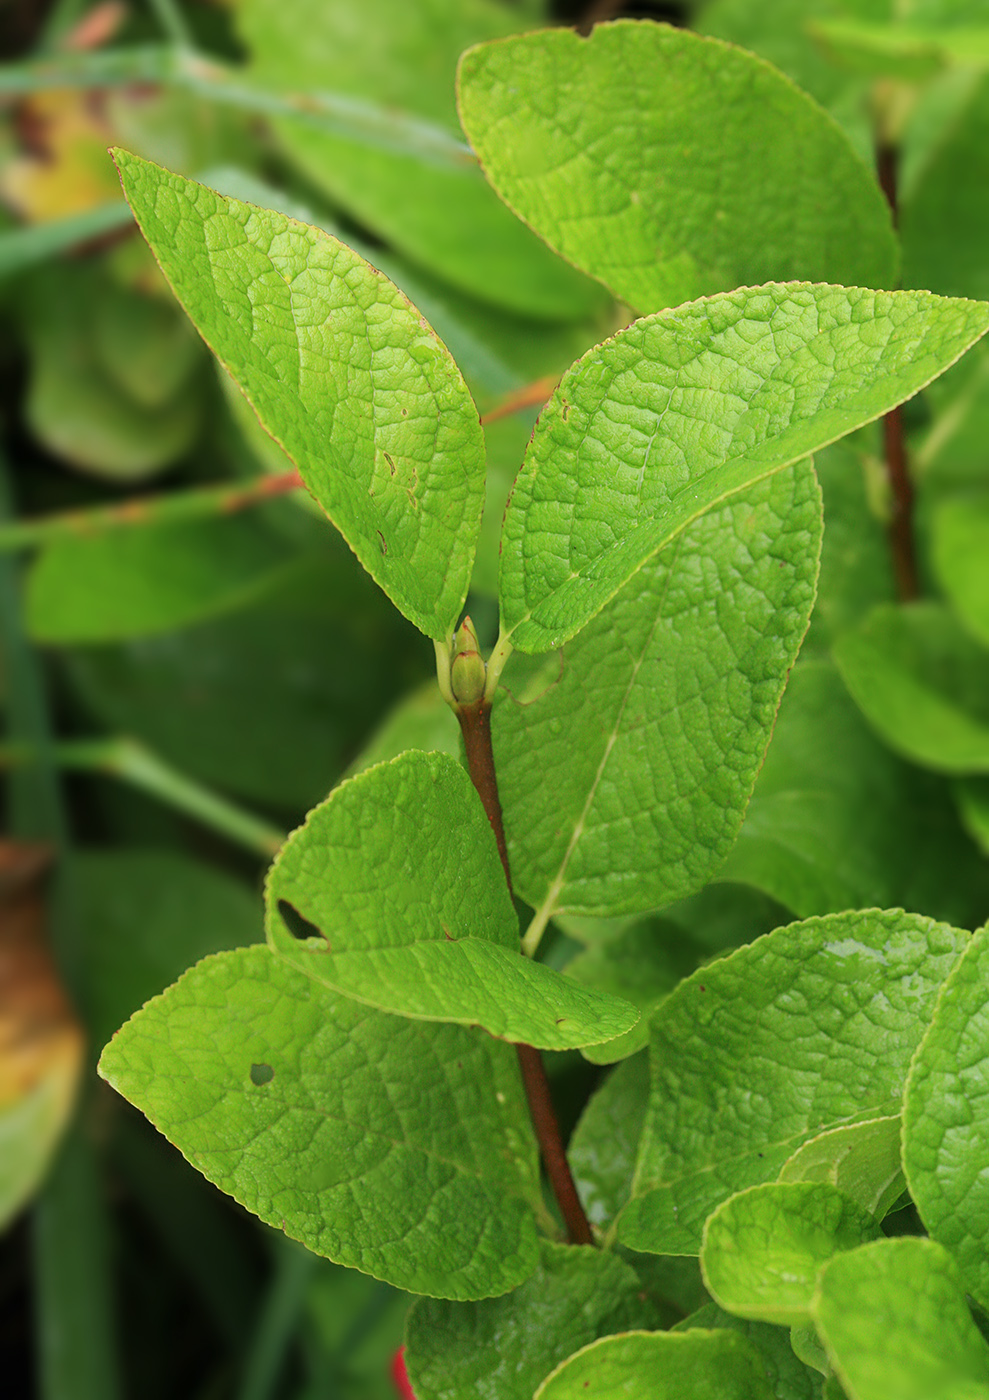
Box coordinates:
[0,203,134,282]
[0,49,475,169]
[236,1239,318,1400]
[146,0,195,49]
[0,736,285,858]
[32,1129,122,1400]
[0,471,303,554]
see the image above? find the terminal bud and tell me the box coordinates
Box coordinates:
[450,616,486,706]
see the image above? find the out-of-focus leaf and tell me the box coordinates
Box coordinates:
[0,90,122,220]
[931,493,989,647]
[343,682,460,779]
[565,920,698,1065]
[19,263,203,481]
[236,0,605,319]
[675,1302,824,1400]
[569,1051,649,1232]
[801,438,894,658]
[832,602,989,774]
[77,849,261,1049]
[902,73,989,304]
[26,514,293,644]
[64,548,434,812]
[718,660,989,928]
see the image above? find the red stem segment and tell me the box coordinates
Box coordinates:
[877,141,920,601]
[455,697,595,1247]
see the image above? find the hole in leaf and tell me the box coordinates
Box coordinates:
[277,899,324,943]
[250,1063,274,1086]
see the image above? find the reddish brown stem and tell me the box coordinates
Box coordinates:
[876,141,919,601]
[479,375,559,428]
[457,700,512,889]
[455,697,595,1247]
[883,405,919,600]
[515,1044,595,1244]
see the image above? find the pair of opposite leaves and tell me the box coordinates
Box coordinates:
[109,23,989,657]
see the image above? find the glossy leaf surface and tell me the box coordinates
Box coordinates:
[777,1116,905,1221]
[620,909,966,1255]
[405,1241,655,1400]
[701,1182,880,1326]
[904,923,989,1311]
[533,1329,774,1400]
[812,1239,989,1400]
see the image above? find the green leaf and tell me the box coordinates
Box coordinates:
[76,849,261,1050]
[832,602,989,774]
[98,944,542,1299]
[26,516,292,644]
[701,1183,880,1327]
[676,1302,826,1400]
[777,1117,905,1221]
[903,923,989,1311]
[619,909,967,1256]
[533,1329,775,1400]
[237,0,604,320]
[405,1240,657,1400]
[902,74,989,303]
[497,283,987,653]
[956,777,989,855]
[20,262,202,481]
[812,1239,989,1400]
[813,20,989,83]
[458,22,895,315]
[65,549,434,811]
[718,660,989,929]
[266,751,638,1050]
[114,150,486,640]
[800,438,894,660]
[569,1051,650,1232]
[495,464,821,930]
[565,919,697,1064]
[932,494,989,647]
